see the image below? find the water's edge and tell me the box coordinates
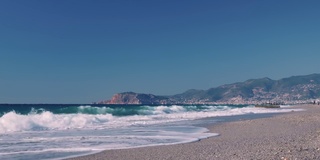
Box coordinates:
[63,111,290,160]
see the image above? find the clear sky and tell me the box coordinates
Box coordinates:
[1,0,320,103]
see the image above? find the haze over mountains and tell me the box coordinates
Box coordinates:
[98,74,320,105]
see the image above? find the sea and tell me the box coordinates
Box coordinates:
[0,104,300,160]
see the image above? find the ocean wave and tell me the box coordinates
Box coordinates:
[0,105,301,133]
[0,111,113,133]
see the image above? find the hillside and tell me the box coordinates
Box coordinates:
[98,74,320,104]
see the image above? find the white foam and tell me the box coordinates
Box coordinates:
[0,125,217,160]
[153,105,186,114]
[0,111,114,133]
[0,105,304,160]
[0,105,302,133]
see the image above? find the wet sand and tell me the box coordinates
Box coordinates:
[67,104,320,160]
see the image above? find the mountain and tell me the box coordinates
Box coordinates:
[98,74,320,104]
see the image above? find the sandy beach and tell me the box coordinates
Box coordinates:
[67,104,320,160]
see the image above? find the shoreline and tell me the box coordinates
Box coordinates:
[67,104,320,160]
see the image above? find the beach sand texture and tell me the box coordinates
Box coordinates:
[67,105,320,160]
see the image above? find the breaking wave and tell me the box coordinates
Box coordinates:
[0,105,299,133]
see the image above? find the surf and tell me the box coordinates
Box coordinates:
[0,104,301,160]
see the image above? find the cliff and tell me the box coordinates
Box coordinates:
[99,92,176,105]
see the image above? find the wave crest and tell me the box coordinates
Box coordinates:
[0,105,299,133]
[0,111,113,133]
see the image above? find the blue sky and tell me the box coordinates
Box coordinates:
[1,0,320,103]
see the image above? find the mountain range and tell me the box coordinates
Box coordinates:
[98,73,320,105]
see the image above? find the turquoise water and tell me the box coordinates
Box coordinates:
[0,104,294,160]
[0,104,248,116]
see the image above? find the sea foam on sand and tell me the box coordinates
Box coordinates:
[68,105,320,160]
